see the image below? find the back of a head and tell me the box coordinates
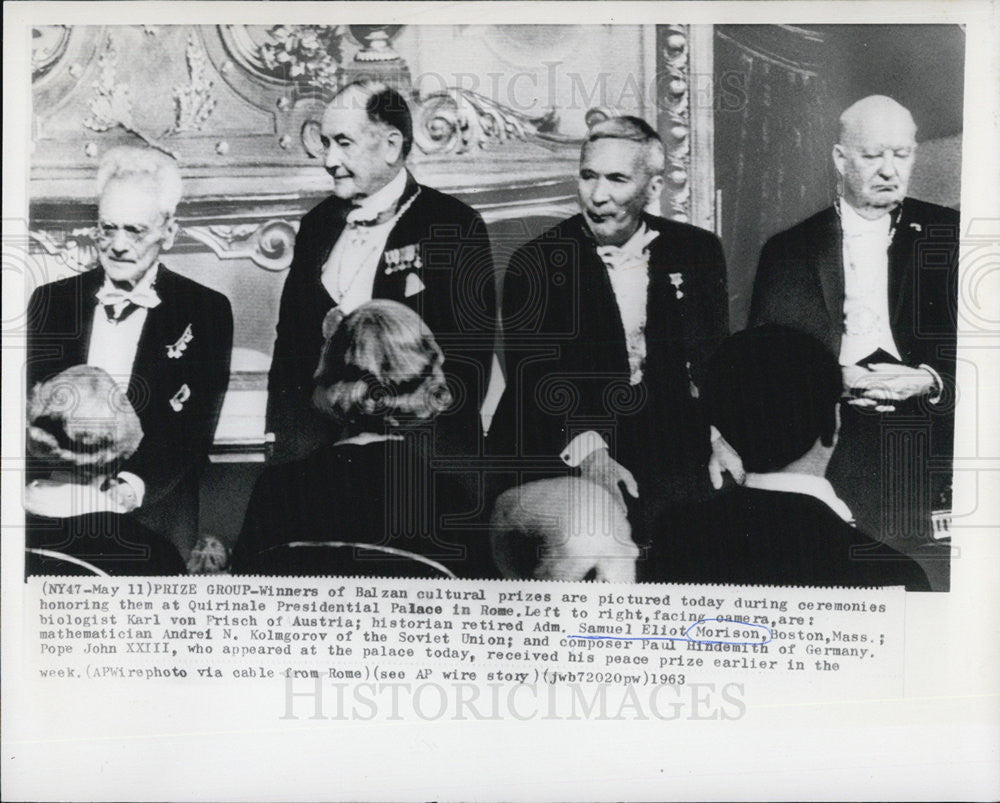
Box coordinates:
[27,365,144,473]
[313,299,451,430]
[490,477,637,583]
[705,325,842,473]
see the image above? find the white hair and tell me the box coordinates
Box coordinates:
[584,116,666,176]
[96,146,183,217]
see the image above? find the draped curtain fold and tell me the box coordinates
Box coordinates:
[714,25,836,329]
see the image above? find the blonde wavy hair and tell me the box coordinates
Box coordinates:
[27,365,143,474]
[312,300,453,434]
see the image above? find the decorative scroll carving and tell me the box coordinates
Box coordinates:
[412,89,568,155]
[82,37,178,159]
[171,33,217,134]
[206,223,259,244]
[29,228,100,273]
[32,26,72,81]
[30,218,299,274]
[657,25,692,223]
[183,219,298,271]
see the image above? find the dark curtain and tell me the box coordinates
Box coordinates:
[715,24,966,330]
[714,25,836,330]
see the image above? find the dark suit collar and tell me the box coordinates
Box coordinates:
[397,170,420,209]
[887,199,919,347]
[365,174,429,304]
[814,206,846,352]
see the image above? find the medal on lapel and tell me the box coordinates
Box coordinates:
[384,244,423,275]
[170,384,191,412]
[669,272,685,300]
[166,324,193,359]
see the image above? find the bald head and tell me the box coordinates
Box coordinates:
[490,477,639,582]
[833,95,917,219]
[838,95,917,146]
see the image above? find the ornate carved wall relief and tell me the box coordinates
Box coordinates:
[29,24,696,449]
[655,24,716,230]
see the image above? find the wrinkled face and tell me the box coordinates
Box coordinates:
[320,91,401,201]
[578,138,661,246]
[97,179,175,287]
[833,113,916,219]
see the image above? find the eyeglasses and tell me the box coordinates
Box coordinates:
[95,221,164,245]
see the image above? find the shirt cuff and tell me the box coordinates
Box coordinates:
[561,431,608,467]
[116,471,146,508]
[918,364,944,404]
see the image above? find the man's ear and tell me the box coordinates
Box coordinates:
[384,128,404,164]
[831,144,846,178]
[646,173,665,206]
[161,216,179,251]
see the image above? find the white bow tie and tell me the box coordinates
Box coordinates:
[95,283,161,310]
[596,226,659,272]
[95,282,160,323]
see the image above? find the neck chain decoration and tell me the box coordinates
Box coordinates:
[332,187,422,305]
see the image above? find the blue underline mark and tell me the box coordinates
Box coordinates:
[567,618,773,647]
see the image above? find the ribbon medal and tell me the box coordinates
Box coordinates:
[384,244,423,275]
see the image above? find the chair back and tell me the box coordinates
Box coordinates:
[250,541,456,578]
[25,548,109,576]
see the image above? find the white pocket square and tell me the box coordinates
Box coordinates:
[404,273,425,298]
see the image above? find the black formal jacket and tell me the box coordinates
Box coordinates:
[267,173,497,464]
[749,198,960,517]
[231,436,496,578]
[749,198,959,388]
[27,265,233,552]
[641,486,931,591]
[492,213,729,521]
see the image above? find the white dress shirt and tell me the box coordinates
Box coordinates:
[596,222,659,386]
[86,266,161,506]
[745,471,854,523]
[838,199,902,366]
[321,168,409,314]
[87,265,159,392]
[561,223,659,466]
